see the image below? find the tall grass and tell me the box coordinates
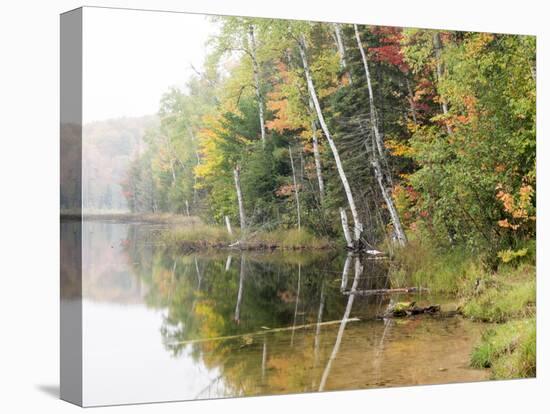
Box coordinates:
[161,225,333,251]
[470,318,536,379]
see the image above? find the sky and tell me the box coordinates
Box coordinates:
[83,7,218,123]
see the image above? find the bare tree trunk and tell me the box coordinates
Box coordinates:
[309,99,325,204]
[233,166,246,231]
[185,199,190,217]
[234,255,245,323]
[225,255,232,271]
[248,25,266,145]
[225,215,233,235]
[354,24,407,246]
[354,24,386,164]
[405,77,418,125]
[372,158,407,246]
[298,34,363,241]
[289,145,301,230]
[340,208,353,249]
[433,32,453,135]
[332,23,352,84]
[319,257,363,391]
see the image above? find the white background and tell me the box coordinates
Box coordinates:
[0,0,547,413]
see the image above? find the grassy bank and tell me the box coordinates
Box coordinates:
[389,238,536,379]
[161,224,334,252]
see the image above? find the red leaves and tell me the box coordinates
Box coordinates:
[368,26,409,73]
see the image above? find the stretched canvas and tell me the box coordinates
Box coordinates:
[61,6,536,407]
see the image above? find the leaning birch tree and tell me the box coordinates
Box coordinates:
[297,32,363,242]
[354,24,407,246]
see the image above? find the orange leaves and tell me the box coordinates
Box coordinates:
[266,61,307,133]
[496,183,535,231]
[266,94,293,132]
[275,183,299,197]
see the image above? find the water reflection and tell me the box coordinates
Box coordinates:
[80,220,488,406]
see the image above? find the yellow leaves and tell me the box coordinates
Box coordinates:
[465,33,495,57]
[497,248,528,264]
[385,139,415,157]
[195,114,227,180]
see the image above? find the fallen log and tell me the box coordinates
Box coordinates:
[343,287,429,296]
[379,301,442,318]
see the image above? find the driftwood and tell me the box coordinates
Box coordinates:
[379,301,445,318]
[343,287,429,296]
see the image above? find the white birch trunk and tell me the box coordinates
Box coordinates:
[187,125,201,203]
[289,145,301,230]
[225,255,232,271]
[248,25,266,145]
[372,158,407,246]
[405,78,418,125]
[340,208,353,249]
[332,23,352,84]
[432,32,453,135]
[298,34,363,241]
[355,24,407,246]
[233,166,246,231]
[185,199,190,217]
[309,99,325,203]
[353,24,386,164]
[225,215,233,235]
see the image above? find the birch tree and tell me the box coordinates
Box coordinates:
[297,33,363,242]
[332,23,352,84]
[233,166,247,230]
[289,145,301,230]
[248,24,267,145]
[432,31,453,135]
[354,24,407,245]
[309,99,325,204]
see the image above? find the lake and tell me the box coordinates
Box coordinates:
[77,220,488,406]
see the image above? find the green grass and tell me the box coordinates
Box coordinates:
[389,239,479,295]
[463,273,535,322]
[245,228,333,249]
[470,318,536,379]
[161,225,333,251]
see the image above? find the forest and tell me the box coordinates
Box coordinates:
[122,18,535,265]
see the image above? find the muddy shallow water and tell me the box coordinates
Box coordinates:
[71,220,489,406]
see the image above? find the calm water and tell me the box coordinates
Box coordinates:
[77,220,488,406]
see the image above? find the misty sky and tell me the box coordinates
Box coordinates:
[83,7,218,123]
